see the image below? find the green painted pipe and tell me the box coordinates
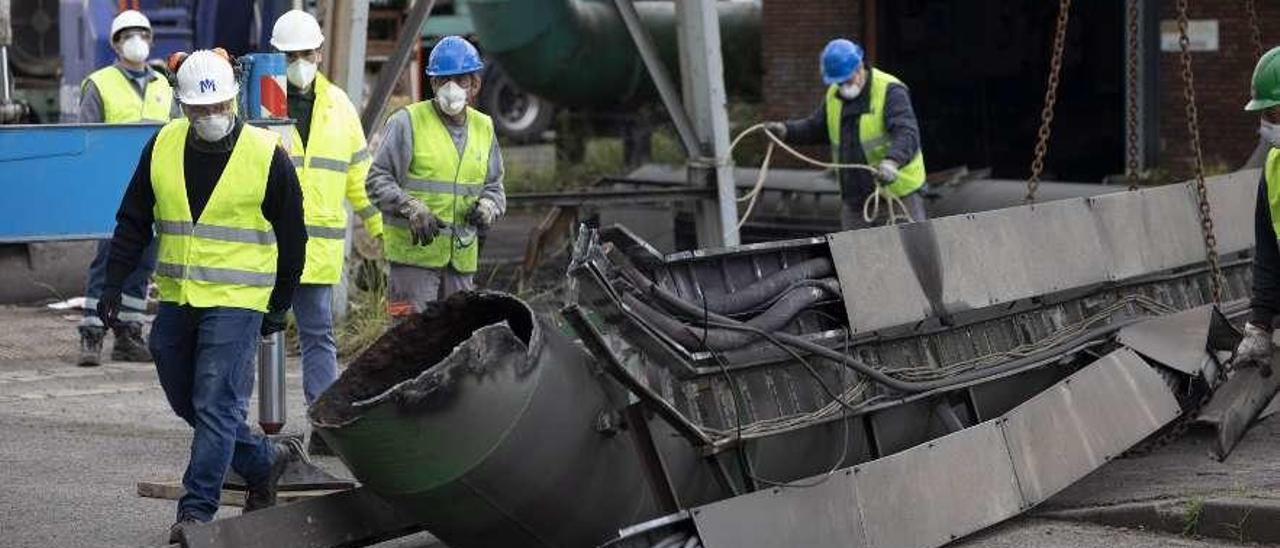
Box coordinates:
[467,0,761,108]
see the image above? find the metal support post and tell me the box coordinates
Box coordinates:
[610,0,701,159]
[675,0,739,248]
[362,0,436,135]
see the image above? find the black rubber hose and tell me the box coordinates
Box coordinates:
[623,287,831,350]
[636,257,834,315]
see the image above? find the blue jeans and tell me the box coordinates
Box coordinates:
[149,303,273,522]
[81,238,158,327]
[292,284,338,406]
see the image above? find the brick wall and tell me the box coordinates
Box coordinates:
[1157,3,1279,178]
[761,0,863,165]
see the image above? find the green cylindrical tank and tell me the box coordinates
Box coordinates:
[467,0,761,108]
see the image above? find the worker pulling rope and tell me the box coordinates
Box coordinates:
[726,123,916,228]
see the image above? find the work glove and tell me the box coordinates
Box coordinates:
[261,309,288,337]
[875,159,900,185]
[763,121,787,140]
[466,197,499,229]
[399,199,441,246]
[96,288,123,330]
[1232,322,1274,377]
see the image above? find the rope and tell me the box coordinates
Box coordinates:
[727,123,916,228]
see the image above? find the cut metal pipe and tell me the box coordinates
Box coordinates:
[257,332,287,434]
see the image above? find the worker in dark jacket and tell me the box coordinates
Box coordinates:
[765,38,927,230]
[1238,47,1280,370]
[95,50,307,542]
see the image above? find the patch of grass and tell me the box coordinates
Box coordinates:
[335,259,391,360]
[1182,497,1205,537]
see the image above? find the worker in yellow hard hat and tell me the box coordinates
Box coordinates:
[1236,46,1280,373]
[268,9,383,455]
[95,49,307,542]
[764,38,927,230]
[366,35,506,320]
[76,9,180,367]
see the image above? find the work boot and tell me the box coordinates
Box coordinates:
[77,326,106,367]
[307,432,336,457]
[243,439,301,513]
[168,515,201,544]
[111,323,153,362]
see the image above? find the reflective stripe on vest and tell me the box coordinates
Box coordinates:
[288,73,375,284]
[384,101,493,273]
[84,66,173,124]
[825,68,926,198]
[150,119,280,312]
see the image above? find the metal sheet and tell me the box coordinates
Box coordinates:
[829,228,932,334]
[1001,348,1180,504]
[1116,305,1214,375]
[1206,169,1262,255]
[853,422,1023,548]
[1090,186,1204,280]
[693,472,866,548]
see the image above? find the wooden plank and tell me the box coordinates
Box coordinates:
[136,480,346,508]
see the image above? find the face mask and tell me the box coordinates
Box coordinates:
[838,81,862,100]
[1262,120,1280,149]
[193,114,234,142]
[287,59,318,89]
[121,35,150,64]
[435,81,468,116]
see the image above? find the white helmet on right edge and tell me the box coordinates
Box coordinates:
[175,50,239,105]
[270,10,325,51]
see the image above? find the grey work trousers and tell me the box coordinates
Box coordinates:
[840,191,928,231]
[388,263,475,318]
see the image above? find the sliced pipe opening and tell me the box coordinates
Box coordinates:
[311,291,534,426]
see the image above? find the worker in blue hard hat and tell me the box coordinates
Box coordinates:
[366,35,506,319]
[764,38,928,230]
[75,9,181,367]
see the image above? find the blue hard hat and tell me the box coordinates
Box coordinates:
[821,39,864,85]
[427,36,484,77]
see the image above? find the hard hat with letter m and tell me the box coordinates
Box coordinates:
[427,36,484,77]
[175,50,239,105]
[821,38,864,85]
[1246,46,1280,112]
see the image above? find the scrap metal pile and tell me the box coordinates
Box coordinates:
[305,170,1262,548]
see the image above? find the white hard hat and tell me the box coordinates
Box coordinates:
[110,10,152,41]
[176,50,239,105]
[270,10,325,52]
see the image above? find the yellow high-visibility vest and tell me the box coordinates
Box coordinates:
[84,66,173,123]
[150,119,281,312]
[383,102,493,274]
[287,73,380,284]
[825,68,926,197]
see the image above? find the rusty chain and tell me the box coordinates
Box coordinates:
[1125,0,1141,191]
[1246,0,1264,60]
[1176,0,1224,304]
[1025,0,1072,204]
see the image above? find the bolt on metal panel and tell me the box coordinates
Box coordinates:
[1000,348,1180,504]
[692,472,867,548]
[852,421,1024,548]
[1090,186,1204,281]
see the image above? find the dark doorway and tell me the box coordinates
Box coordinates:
[876,0,1124,182]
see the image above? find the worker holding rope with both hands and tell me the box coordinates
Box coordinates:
[764,38,927,229]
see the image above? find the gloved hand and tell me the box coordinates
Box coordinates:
[876,159,900,185]
[261,308,288,337]
[96,288,123,329]
[399,199,441,246]
[763,121,787,140]
[467,197,499,228]
[1232,322,1275,376]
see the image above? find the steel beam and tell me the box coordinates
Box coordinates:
[362,0,436,135]
[609,0,701,159]
[675,0,740,248]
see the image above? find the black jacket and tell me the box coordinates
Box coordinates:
[782,67,922,206]
[1252,171,1280,327]
[105,120,308,313]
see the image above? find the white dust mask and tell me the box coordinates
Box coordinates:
[435,81,468,116]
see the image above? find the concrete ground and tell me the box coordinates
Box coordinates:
[0,302,1274,548]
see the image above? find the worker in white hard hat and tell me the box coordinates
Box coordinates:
[94,49,307,542]
[76,9,181,367]
[267,9,382,456]
[366,35,506,320]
